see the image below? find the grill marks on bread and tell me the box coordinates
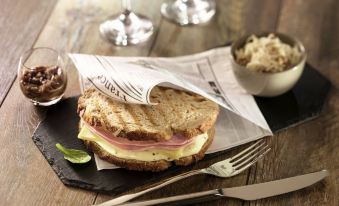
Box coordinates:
[78,87,219,142]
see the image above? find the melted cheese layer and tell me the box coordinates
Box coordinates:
[78,125,208,162]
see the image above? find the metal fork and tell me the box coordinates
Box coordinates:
[94,139,271,206]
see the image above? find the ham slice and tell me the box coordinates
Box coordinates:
[82,120,194,151]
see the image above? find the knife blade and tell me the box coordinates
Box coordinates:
[222,169,328,200]
[116,170,328,206]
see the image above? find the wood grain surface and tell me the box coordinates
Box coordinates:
[0,0,338,205]
[0,0,57,106]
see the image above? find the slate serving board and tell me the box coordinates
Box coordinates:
[32,63,330,194]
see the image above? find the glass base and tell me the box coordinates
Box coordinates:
[99,10,154,46]
[30,96,63,106]
[161,0,216,25]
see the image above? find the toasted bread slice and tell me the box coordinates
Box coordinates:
[84,128,215,172]
[78,87,219,142]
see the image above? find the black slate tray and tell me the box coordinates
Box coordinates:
[32,63,330,194]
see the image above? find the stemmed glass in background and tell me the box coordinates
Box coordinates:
[161,0,216,25]
[99,0,154,46]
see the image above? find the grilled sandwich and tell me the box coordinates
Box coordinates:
[77,87,219,171]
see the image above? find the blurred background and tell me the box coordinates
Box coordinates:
[1,0,338,104]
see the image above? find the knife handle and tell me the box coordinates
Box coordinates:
[118,189,224,206]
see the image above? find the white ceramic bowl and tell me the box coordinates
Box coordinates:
[231,32,307,97]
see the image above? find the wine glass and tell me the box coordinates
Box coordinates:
[99,0,154,46]
[161,0,216,25]
[18,47,67,106]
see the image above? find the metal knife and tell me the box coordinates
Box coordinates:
[115,170,328,206]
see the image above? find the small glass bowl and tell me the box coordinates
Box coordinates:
[18,47,67,106]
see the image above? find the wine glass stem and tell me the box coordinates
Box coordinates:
[122,0,132,11]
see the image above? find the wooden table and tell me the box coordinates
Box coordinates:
[1,0,338,205]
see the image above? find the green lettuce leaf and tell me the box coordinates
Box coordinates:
[56,143,91,164]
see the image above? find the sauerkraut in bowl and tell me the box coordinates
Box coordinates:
[231,32,306,97]
[234,33,303,73]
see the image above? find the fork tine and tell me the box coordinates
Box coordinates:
[234,147,271,172]
[229,147,271,177]
[234,145,270,169]
[230,139,265,160]
[231,142,266,165]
